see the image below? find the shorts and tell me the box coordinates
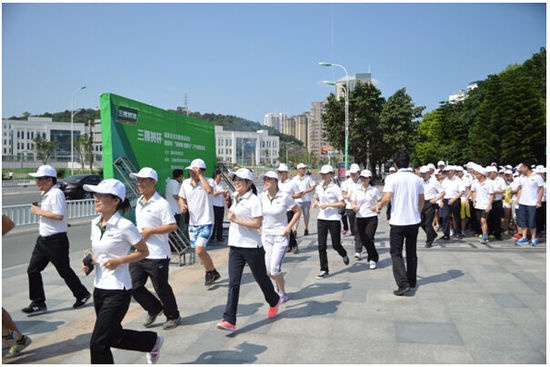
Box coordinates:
[460,199,470,219]
[188,224,213,248]
[516,204,537,229]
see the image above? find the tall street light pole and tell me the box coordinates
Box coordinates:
[319,62,350,170]
[70,86,86,175]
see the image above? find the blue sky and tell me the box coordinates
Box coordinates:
[2,2,546,123]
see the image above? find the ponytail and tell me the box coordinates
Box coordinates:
[116,198,132,215]
[250,182,258,195]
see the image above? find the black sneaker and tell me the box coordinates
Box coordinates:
[143,309,163,328]
[315,271,329,279]
[342,255,350,265]
[205,271,220,287]
[73,292,91,309]
[393,286,411,296]
[162,316,181,330]
[22,303,47,316]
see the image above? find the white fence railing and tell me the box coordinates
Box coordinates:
[2,199,97,227]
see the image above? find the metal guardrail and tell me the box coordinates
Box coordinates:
[2,199,97,227]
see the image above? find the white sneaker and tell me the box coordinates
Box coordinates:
[354,252,361,260]
[146,335,164,364]
[369,260,377,270]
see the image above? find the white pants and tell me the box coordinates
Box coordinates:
[261,233,288,276]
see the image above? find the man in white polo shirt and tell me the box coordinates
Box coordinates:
[129,167,181,330]
[293,163,316,236]
[376,151,424,296]
[178,158,221,285]
[23,165,91,315]
[277,163,302,254]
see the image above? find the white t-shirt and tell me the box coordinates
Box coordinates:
[179,177,215,225]
[279,178,300,199]
[293,175,316,203]
[91,212,142,290]
[351,184,381,218]
[460,173,473,199]
[135,192,176,259]
[38,184,67,236]
[227,190,263,248]
[423,178,443,201]
[213,181,228,207]
[471,179,494,210]
[341,177,360,209]
[442,175,464,200]
[315,181,344,221]
[383,169,424,226]
[260,190,296,235]
[518,173,545,206]
[165,178,181,215]
[490,176,506,201]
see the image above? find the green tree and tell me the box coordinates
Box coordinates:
[33,136,58,165]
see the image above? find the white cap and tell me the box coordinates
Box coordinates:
[504,169,513,175]
[359,169,372,178]
[486,166,498,173]
[297,163,307,169]
[230,168,254,181]
[389,166,396,172]
[437,160,446,167]
[427,163,436,170]
[277,163,289,172]
[262,171,279,180]
[472,164,486,176]
[535,166,546,174]
[185,158,207,170]
[28,165,57,178]
[442,165,453,171]
[84,179,126,200]
[345,170,350,176]
[349,163,361,174]
[319,164,334,174]
[455,166,464,172]
[419,165,430,174]
[505,165,513,170]
[130,167,158,181]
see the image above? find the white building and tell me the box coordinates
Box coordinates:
[449,82,479,104]
[333,73,372,100]
[215,125,279,166]
[263,112,286,133]
[2,117,103,169]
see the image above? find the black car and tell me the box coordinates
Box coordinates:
[58,174,103,200]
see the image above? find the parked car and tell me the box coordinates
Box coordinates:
[58,174,103,200]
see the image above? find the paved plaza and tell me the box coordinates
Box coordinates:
[2,205,546,364]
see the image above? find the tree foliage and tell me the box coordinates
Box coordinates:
[33,136,58,165]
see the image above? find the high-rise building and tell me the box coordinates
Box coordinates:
[334,73,372,100]
[309,101,329,156]
[282,112,309,147]
[263,112,286,133]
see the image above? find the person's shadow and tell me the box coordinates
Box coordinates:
[409,269,464,295]
[189,342,267,364]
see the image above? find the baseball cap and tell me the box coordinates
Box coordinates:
[349,163,361,174]
[359,169,373,178]
[389,167,396,172]
[419,166,430,174]
[437,160,446,167]
[277,163,289,172]
[262,171,279,180]
[319,164,334,174]
[185,158,207,170]
[28,165,57,178]
[485,166,498,173]
[297,163,307,169]
[427,163,435,170]
[129,167,158,181]
[230,168,254,181]
[84,179,126,200]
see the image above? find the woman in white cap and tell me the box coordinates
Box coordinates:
[217,168,281,331]
[260,171,301,303]
[351,169,381,268]
[312,165,349,279]
[82,179,163,364]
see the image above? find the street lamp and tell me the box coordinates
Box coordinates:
[319,62,350,170]
[70,86,86,175]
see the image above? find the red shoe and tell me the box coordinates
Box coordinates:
[267,300,280,318]
[216,320,236,331]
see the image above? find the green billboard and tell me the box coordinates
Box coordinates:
[99,93,216,196]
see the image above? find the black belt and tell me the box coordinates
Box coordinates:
[39,232,67,240]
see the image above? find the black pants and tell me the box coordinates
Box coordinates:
[389,224,419,289]
[420,203,438,244]
[346,208,360,248]
[441,199,460,237]
[287,211,298,249]
[130,258,180,320]
[468,199,481,234]
[27,232,89,304]
[356,216,379,262]
[488,200,503,239]
[223,246,279,325]
[90,288,157,364]
[317,219,348,272]
[213,205,225,241]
